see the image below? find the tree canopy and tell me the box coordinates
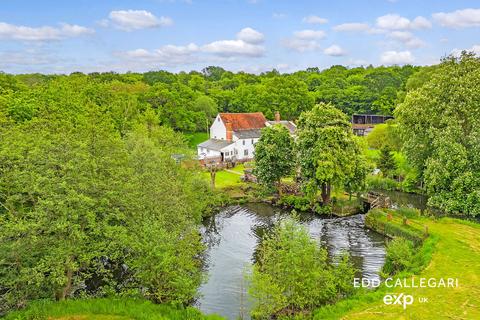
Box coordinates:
[396,53,480,216]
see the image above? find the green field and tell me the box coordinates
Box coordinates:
[4,298,222,320]
[314,213,480,319]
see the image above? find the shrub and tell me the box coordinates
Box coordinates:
[248,217,356,319]
[381,237,415,276]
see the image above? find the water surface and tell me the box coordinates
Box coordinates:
[198,203,387,319]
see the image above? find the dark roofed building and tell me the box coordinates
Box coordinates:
[351,114,394,136]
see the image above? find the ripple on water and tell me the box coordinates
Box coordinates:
[197,204,387,320]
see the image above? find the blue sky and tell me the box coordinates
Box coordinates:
[1,0,479,73]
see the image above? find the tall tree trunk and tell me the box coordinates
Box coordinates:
[321,182,331,204]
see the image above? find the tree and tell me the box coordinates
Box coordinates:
[396,52,480,216]
[378,145,396,177]
[248,217,355,318]
[0,106,210,312]
[253,125,294,194]
[296,103,364,204]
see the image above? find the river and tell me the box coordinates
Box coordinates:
[197,203,387,319]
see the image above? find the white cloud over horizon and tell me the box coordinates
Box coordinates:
[0,22,94,41]
[106,10,173,31]
[433,8,480,28]
[380,50,415,65]
[324,45,346,56]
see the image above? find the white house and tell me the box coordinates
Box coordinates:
[197,112,296,164]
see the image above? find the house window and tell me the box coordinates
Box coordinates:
[225,151,229,156]
[251,139,254,144]
[242,140,245,145]
[244,149,248,156]
[217,117,220,122]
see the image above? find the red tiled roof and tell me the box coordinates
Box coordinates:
[219,112,267,131]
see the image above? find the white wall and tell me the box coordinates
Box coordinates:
[232,138,257,160]
[210,115,226,140]
[197,146,221,160]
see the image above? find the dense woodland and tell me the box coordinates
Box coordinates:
[1,53,480,317]
[0,64,419,133]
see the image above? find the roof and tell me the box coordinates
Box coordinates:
[219,112,267,131]
[266,121,297,134]
[198,139,234,151]
[234,129,262,139]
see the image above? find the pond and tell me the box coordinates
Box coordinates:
[197,203,387,319]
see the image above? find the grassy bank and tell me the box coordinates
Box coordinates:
[4,298,223,320]
[314,210,480,319]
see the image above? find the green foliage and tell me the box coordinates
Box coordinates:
[254,125,294,192]
[365,209,425,245]
[365,122,401,151]
[396,53,480,216]
[248,217,356,319]
[0,89,215,313]
[378,145,396,177]
[278,195,312,211]
[3,298,223,320]
[381,238,415,276]
[296,103,366,203]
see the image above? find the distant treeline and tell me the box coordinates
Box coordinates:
[1,64,422,132]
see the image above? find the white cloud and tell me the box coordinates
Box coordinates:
[202,27,265,57]
[376,14,431,30]
[333,22,371,32]
[202,39,265,57]
[380,50,415,65]
[433,8,480,28]
[0,22,94,41]
[411,16,432,29]
[451,45,480,57]
[282,38,321,52]
[236,27,264,44]
[324,45,346,56]
[123,43,199,64]
[282,29,326,52]
[303,15,328,24]
[293,29,326,40]
[107,10,173,31]
[387,31,426,48]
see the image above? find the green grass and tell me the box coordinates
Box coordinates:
[4,298,224,320]
[202,169,243,189]
[185,132,209,149]
[314,213,480,319]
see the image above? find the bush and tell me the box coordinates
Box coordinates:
[248,217,356,319]
[278,195,312,211]
[381,237,415,276]
[366,175,399,191]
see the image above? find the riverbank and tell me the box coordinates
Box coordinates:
[314,210,480,319]
[3,298,223,320]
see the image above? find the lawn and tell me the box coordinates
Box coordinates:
[185,132,209,149]
[4,298,223,320]
[315,214,480,319]
[202,168,243,189]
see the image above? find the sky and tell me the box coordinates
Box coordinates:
[1,0,480,74]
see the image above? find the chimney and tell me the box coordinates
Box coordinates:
[275,111,281,122]
[225,121,233,142]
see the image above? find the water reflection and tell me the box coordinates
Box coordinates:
[198,204,386,320]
